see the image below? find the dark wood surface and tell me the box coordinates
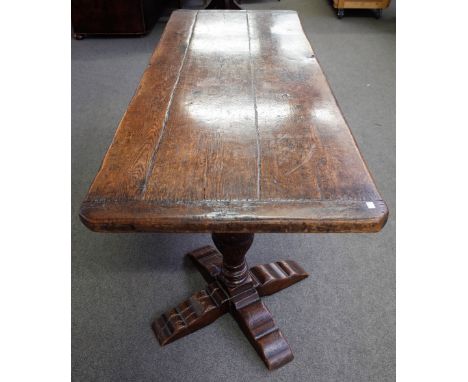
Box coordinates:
[80,9,388,233]
[205,0,242,9]
[72,0,163,38]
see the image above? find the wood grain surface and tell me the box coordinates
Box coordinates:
[80,10,388,233]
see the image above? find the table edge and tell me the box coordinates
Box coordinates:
[79,199,389,233]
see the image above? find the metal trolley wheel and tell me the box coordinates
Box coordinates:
[337,8,345,19]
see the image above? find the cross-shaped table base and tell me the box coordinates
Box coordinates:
[152,233,308,370]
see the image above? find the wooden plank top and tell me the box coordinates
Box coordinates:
[80,10,388,233]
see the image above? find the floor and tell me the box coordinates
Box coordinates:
[71,1,395,381]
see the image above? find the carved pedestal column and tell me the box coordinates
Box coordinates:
[212,233,252,288]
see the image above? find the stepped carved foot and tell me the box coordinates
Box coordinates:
[153,282,230,345]
[188,245,308,296]
[152,233,308,370]
[234,299,294,369]
[187,245,222,281]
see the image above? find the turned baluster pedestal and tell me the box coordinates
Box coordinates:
[152,233,308,370]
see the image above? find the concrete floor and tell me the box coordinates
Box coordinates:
[72,1,395,380]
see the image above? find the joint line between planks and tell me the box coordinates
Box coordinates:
[141,10,199,197]
[246,11,261,200]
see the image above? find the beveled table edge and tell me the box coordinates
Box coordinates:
[79,199,388,233]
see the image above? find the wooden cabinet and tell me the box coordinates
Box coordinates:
[333,0,391,19]
[72,0,164,39]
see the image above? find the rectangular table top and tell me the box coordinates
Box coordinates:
[80,10,388,233]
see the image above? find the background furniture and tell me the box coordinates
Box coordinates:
[72,0,164,39]
[333,0,391,19]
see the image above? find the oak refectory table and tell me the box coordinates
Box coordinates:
[79,10,388,370]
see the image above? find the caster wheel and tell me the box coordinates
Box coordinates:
[337,9,344,19]
[73,33,85,40]
[375,9,382,19]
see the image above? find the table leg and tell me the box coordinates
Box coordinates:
[250,260,308,296]
[153,282,229,345]
[188,245,308,296]
[152,233,308,370]
[233,299,294,370]
[187,245,222,281]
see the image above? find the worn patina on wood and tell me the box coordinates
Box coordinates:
[79,10,388,371]
[79,10,388,233]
